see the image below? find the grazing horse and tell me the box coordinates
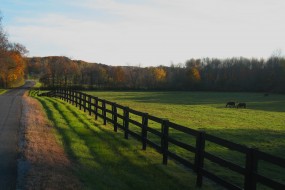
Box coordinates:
[226,101,236,108]
[237,103,246,108]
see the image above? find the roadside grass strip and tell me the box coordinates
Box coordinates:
[0,89,7,95]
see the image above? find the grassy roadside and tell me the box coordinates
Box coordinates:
[19,93,81,189]
[0,89,7,95]
[34,80,42,88]
[33,94,216,190]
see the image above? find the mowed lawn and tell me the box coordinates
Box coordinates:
[85,91,285,188]
[34,94,216,190]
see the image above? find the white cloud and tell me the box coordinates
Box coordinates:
[5,0,285,66]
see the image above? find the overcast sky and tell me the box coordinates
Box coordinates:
[1,0,285,66]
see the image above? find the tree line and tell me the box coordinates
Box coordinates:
[0,15,27,88]
[28,55,285,93]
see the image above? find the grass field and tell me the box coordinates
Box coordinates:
[33,93,216,190]
[34,91,285,189]
[84,91,285,188]
[86,91,285,155]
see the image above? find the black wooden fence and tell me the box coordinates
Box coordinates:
[40,89,285,190]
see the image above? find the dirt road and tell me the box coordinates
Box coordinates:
[0,81,34,189]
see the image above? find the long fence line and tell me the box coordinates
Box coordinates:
[39,89,285,190]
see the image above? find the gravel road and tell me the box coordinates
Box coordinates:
[0,81,34,189]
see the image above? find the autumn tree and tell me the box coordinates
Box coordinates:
[153,67,167,81]
[112,66,126,87]
[185,59,201,89]
[0,16,28,88]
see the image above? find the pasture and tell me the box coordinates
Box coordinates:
[33,93,216,190]
[34,90,285,189]
[84,91,285,188]
[86,91,285,155]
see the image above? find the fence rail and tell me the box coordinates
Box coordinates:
[39,89,285,190]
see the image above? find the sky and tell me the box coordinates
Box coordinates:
[1,0,285,67]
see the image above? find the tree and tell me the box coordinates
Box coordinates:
[153,67,166,81]
[0,15,27,88]
[126,66,141,89]
[113,66,126,87]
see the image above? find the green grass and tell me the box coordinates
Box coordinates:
[33,93,216,190]
[85,91,285,188]
[34,80,42,88]
[86,91,285,154]
[0,89,7,95]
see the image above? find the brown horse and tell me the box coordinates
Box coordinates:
[237,103,246,108]
[226,101,236,108]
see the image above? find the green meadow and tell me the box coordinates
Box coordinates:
[34,91,285,189]
[34,93,217,190]
[85,91,285,188]
[86,91,285,155]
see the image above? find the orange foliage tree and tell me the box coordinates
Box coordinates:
[113,66,126,84]
[0,15,27,88]
[153,67,167,81]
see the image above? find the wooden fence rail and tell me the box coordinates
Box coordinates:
[39,89,285,190]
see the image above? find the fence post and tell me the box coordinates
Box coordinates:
[112,103,117,132]
[102,100,107,125]
[60,89,63,100]
[70,89,73,104]
[68,89,71,103]
[88,95,92,116]
[161,119,169,165]
[66,89,69,102]
[79,93,82,110]
[95,97,98,120]
[83,94,86,112]
[195,131,206,187]
[72,90,75,105]
[64,89,67,101]
[64,89,68,102]
[70,90,73,104]
[67,89,69,102]
[62,89,64,100]
[141,113,148,150]
[123,107,129,139]
[75,92,78,107]
[244,148,258,190]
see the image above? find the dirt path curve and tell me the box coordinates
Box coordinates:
[0,81,34,189]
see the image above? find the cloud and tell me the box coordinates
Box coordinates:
[4,0,285,66]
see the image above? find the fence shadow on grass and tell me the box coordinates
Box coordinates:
[37,97,199,190]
